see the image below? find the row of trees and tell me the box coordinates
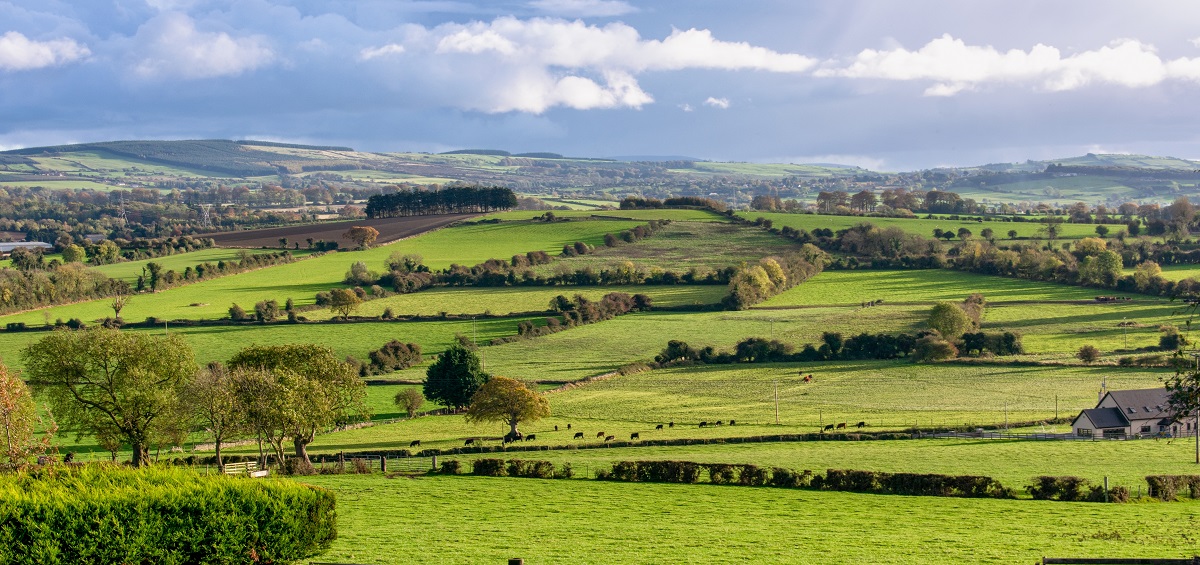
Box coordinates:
[365,185,517,218]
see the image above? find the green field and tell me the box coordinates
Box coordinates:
[299,473,1200,564]
[532,220,801,274]
[302,285,726,320]
[484,208,725,222]
[740,211,1116,241]
[89,248,314,282]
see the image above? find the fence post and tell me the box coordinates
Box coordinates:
[431,455,438,471]
[381,456,387,473]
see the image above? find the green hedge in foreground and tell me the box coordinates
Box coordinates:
[0,465,335,565]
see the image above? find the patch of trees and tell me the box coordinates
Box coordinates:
[505,292,650,342]
[348,340,422,377]
[364,185,517,218]
[139,250,296,293]
[722,249,829,310]
[0,262,130,316]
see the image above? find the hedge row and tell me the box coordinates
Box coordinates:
[1146,475,1200,501]
[0,466,336,564]
[435,458,572,479]
[1026,475,1130,502]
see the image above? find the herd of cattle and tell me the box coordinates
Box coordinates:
[405,418,870,449]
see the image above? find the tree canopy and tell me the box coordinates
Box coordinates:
[927,302,973,339]
[0,362,55,469]
[23,328,196,467]
[465,376,550,435]
[424,343,488,410]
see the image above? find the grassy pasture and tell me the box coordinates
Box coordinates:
[532,220,800,274]
[760,269,1132,307]
[1134,263,1200,282]
[89,248,314,282]
[301,473,1200,564]
[741,211,1113,240]
[483,208,725,222]
[0,218,649,324]
[301,285,727,320]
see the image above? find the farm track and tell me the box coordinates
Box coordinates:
[207,213,478,248]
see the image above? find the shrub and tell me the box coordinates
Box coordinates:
[351,458,372,474]
[228,303,248,321]
[1146,475,1200,501]
[0,466,335,564]
[1027,476,1089,501]
[283,458,316,476]
[769,468,814,488]
[737,464,770,486]
[505,460,556,479]
[707,464,737,485]
[438,460,462,475]
[472,458,508,477]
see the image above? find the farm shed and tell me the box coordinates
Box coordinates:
[1071,388,1195,438]
[0,241,52,257]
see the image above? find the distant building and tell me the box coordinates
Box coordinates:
[1072,388,1195,439]
[0,241,53,257]
[83,234,107,244]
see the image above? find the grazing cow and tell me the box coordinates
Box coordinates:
[574,432,584,439]
[604,435,615,442]
[836,422,847,430]
[63,452,74,463]
[409,440,421,448]
[503,431,523,444]
[855,421,867,429]
[715,420,724,426]
[464,438,477,446]
[525,434,536,441]
[822,424,834,432]
[699,421,708,428]
[554,425,559,431]
[597,431,606,438]
[630,432,640,440]
[567,423,572,430]
[655,424,664,430]
[729,420,736,426]
[669,422,675,428]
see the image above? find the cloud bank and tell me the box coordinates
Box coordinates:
[0,31,89,71]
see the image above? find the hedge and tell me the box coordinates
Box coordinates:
[1146,475,1200,501]
[0,465,336,565]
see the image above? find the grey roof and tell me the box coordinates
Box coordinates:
[1080,407,1129,429]
[1104,388,1174,420]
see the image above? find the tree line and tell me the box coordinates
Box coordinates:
[364,185,517,218]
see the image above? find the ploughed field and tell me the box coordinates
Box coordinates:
[206,212,476,248]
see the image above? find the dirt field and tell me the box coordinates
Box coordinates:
[207,213,476,248]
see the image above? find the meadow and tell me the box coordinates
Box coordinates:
[300,474,1200,564]
[740,211,1113,241]
[88,247,312,281]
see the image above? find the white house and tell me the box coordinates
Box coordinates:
[1072,388,1196,438]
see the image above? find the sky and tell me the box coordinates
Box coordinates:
[2,0,1200,171]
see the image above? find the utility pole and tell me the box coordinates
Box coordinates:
[774,380,780,425]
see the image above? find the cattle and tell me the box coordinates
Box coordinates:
[630,432,640,440]
[597,431,606,438]
[729,420,736,426]
[699,421,708,428]
[655,424,664,430]
[604,435,615,442]
[855,421,867,429]
[503,431,523,444]
[525,434,536,441]
[554,425,559,431]
[802,374,813,383]
[63,452,74,463]
[669,421,675,428]
[567,423,572,430]
[715,420,724,426]
[574,432,584,439]
[822,424,834,432]
[464,438,477,446]
[409,440,421,448]
[836,422,847,430]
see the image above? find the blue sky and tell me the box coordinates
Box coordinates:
[2,0,1200,170]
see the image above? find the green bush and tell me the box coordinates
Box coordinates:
[1027,476,1089,501]
[505,460,556,479]
[438,460,462,475]
[1146,475,1200,501]
[471,458,508,477]
[0,465,335,565]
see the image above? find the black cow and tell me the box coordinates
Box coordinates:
[630,432,640,440]
[604,435,615,442]
[655,424,664,430]
[574,432,584,439]
[669,422,675,428]
[554,425,559,431]
[525,434,537,441]
[409,440,421,448]
[822,424,834,432]
[464,438,477,446]
[729,420,736,426]
[503,431,523,444]
[567,423,572,430]
[715,420,724,426]
[699,421,708,428]
[856,421,867,429]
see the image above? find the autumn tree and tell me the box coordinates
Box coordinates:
[424,342,489,410]
[110,293,129,319]
[465,376,550,436]
[927,302,973,339]
[344,226,380,250]
[1076,345,1101,364]
[228,344,367,465]
[23,328,197,467]
[328,288,362,318]
[0,363,55,468]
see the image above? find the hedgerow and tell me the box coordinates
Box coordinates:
[0,465,336,565]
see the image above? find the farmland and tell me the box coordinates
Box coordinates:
[740,211,1116,241]
[207,212,475,248]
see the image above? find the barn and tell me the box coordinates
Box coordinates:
[1072,388,1195,439]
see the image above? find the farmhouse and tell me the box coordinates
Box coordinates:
[1072,388,1196,438]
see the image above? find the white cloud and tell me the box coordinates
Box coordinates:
[528,0,638,17]
[374,17,815,113]
[132,13,275,79]
[818,34,1200,96]
[0,31,89,71]
[359,43,405,61]
[704,96,730,109]
[678,103,693,112]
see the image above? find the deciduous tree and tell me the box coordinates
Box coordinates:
[395,388,424,419]
[927,302,973,339]
[23,328,196,467]
[328,288,361,318]
[0,363,55,468]
[343,226,379,250]
[465,376,550,436]
[184,362,241,468]
[424,343,488,410]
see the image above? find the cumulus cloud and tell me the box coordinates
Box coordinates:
[704,96,730,109]
[678,103,693,112]
[528,0,637,17]
[374,17,815,113]
[132,13,275,79]
[359,43,405,60]
[818,34,1200,96]
[0,31,89,71]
